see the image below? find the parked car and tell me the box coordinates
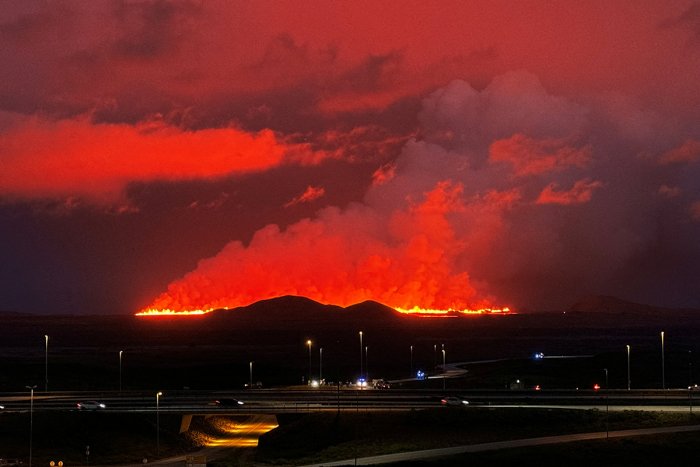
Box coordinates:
[76,400,106,410]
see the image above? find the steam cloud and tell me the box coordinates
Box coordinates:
[147,71,700,311]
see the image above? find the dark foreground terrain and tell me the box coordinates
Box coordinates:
[1,295,699,392]
[2,295,700,465]
[1,407,700,466]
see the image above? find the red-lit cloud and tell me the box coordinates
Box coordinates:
[372,163,397,186]
[536,179,604,205]
[691,201,700,221]
[0,116,308,202]
[284,186,326,208]
[489,134,591,177]
[657,184,682,199]
[660,139,700,164]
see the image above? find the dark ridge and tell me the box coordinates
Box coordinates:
[230,295,342,315]
[569,295,668,314]
[344,300,403,318]
[0,310,32,317]
[569,295,683,314]
[205,295,407,331]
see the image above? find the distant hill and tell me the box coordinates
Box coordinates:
[208,295,405,329]
[344,300,405,317]
[568,295,684,314]
[0,310,32,317]
[233,295,343,315]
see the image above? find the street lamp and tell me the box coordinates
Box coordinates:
[603,368,609,438]
[410,345,413,377]
[306,340,313,384]
[689,351,693,388]
[156,391,163,455]
[689,351,694,416]
[365,346,369,381]
[359,331,363,380]
[44,335,49,392]
[249,361,253,389]
[26,385,37,467]
[661,331,665,390]
[604,368,608,389]
[119,350,123,393]
[626,344,631,391]
[442,348,446,390]
[319,347,323,382]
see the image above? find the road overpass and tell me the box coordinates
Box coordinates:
[1,387,698,414]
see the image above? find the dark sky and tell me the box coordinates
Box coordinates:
[1,0,700,315]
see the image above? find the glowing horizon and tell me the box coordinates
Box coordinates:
[135,299,512,317]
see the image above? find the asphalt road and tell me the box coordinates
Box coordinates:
[1,387,698,414]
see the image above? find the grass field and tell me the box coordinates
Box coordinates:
[251,408,700,466]
[2,406,699,466]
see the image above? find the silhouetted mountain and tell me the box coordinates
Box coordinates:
[569,295,679,314]
[233,295,343,316]
[0,310,32,317]
[208,295,404,330]
[344,300,404,317]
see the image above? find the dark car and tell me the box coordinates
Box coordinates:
[440,396,469,406]
[77,400,106,410]
[214,398,244,407]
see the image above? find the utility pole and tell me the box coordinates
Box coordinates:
[627,344,631,391]
[661,331,666,390]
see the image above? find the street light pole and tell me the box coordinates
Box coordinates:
[442,348,446,391]
[365,346,369,381]
[626,344,631,391]
[661,331,666,390]
[689,350,693,388]
[249,361,253,389]
[26,385,37,467]
[433,344,437,369]
[156,391,162,455]
[604,368,609,438]
[306,340,312,384]
[44,335,49,392]
[359,331,363,381]
[410,345,413,377]
[119,350,123,393]
[604,368,608,389]
[319,347,323,382]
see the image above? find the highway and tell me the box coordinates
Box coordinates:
[1,387,698,414]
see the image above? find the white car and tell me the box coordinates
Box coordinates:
[77,400,106,410]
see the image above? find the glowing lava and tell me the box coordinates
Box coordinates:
[395,306,512,317]
[136,302,511,317]
[135,308,217,316]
